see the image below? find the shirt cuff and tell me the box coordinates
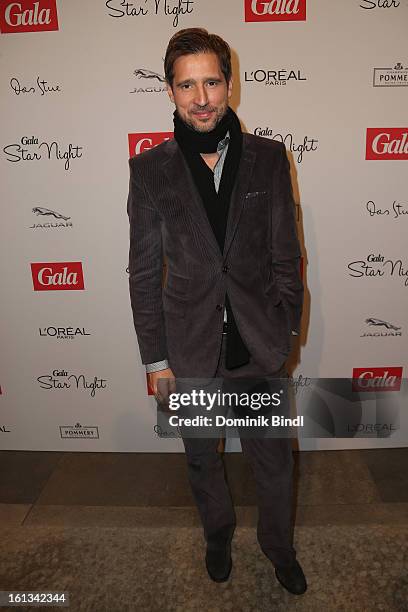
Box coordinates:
[145,359,169,373]
[291,330,299,336]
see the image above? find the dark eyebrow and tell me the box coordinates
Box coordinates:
[176,77,223,88]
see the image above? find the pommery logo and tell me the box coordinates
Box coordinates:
[130,68,166,94]
[373,62,408,87]
[60,423,99,439]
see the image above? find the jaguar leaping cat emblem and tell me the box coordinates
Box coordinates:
[365,318,401,331]
[32,207,71,221]
[133,68,166,83]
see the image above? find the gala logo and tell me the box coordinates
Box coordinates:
[128,132,173,158]
[31,262,84,291]
[352,367,403,392]
[0,0,59,33]
[366,128,408,160]
[244,0,306,22]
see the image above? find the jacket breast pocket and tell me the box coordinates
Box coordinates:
[244,190,269,202]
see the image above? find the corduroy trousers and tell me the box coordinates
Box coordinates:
[181,332,296,567]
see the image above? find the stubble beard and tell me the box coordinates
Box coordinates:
[184,102,228,133]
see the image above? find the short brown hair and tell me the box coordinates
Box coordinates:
[164,28,232,88]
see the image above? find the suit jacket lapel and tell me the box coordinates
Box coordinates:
[223,135,256,257]
[162,135,257,260]
[163,141,222,259]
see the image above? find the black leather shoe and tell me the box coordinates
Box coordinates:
[275,560,307,595]
[205,542,232,583]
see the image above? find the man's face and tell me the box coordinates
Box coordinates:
[167,52,232,133]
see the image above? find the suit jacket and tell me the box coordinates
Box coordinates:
[127,133,304,378]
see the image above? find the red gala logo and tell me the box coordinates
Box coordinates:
[366,128,408,160]
[244,0,306,22]
[31,262,84,291]
[352,367,403,392]
[128,132,174,158]
[0,0,59,33]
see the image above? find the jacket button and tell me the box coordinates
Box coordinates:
[216,304,223,311]
[222,265,229,273]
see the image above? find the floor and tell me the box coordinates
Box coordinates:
[0,448,407,611]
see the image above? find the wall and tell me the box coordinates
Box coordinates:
[0,0,407,451]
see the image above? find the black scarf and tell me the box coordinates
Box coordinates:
[174,107,250,370]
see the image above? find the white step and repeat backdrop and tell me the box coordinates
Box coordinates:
[1,0,407,452]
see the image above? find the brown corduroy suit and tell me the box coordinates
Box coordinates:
[127,132,303,566]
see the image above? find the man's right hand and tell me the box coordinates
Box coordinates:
[148,368,176,405]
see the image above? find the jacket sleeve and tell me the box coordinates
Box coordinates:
[271,143,304,334]
[127,157,168,364]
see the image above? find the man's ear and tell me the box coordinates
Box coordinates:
[227,77,233,99]
[166,82,175,104]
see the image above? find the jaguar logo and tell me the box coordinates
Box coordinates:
[133,68,165,83]
[365,317,401,331]
[32,206,70,221]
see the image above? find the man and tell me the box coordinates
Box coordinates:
[127,28,306,595]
